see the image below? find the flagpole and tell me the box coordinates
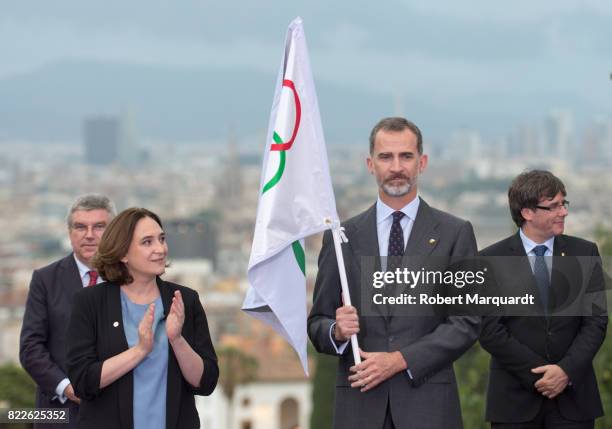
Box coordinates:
[330,226,362,365]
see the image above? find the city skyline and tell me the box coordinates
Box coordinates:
[1,4,611,427]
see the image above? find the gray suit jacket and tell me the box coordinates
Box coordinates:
[308,198,480,429]
[20,254,82,429]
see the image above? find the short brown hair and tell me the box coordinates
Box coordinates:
[508,170,567,227]
[93,207,164,285]
[369,117,423,155]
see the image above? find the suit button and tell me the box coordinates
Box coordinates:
[389,336,395,342]
[547,331,552,336]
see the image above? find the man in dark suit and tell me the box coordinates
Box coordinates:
[20,194,115,428]
[308,117,480,429]
[479,170,607,428]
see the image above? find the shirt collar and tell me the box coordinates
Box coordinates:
[376,195,420,224]
[519,228,555,255]
[73,253,92,280]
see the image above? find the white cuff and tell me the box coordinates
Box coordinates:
[329,322,349,355]
[55,378,70,404]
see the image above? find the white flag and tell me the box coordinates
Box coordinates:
[242,17,339,375]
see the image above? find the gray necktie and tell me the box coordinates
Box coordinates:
[533,245,550,317]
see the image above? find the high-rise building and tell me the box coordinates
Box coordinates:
[510,124,544,159]
[83,109,142,166]
[117,107,141,167]
[83,116,120,165]
[582,116,612,166]
[447,129,482,160]
[545,109,574,162]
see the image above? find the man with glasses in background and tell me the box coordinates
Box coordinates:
[479,170,607,428]
[20,194,116,429]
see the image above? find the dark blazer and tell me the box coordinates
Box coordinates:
[308,199,480,429]
[66,278,219,429]
[479,233,608,423]
[20,254,82,429]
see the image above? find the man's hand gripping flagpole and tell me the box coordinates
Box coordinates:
[328,219,362,365]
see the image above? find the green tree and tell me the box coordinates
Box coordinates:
[0,363,36,429]
[594,227,612,429]
[0,363,36,408]
[309,346,335,429]
[594,322,612,429]
[455,343,489,429]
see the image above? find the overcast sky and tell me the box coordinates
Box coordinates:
[2,0,611,138]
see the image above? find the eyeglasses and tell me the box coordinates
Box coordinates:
[535,200,570,212]
[70,223,107,234]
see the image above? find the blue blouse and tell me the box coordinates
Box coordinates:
[120,290,168,429]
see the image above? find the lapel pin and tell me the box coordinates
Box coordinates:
[428,238,436,245]
[113,321,119,328]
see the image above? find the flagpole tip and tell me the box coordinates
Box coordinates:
[289,16,304,27]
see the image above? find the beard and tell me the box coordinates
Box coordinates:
[380,175,414,197]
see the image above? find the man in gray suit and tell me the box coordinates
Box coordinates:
[308,117,480,429]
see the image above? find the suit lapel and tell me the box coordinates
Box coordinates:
[158,278,181,429]
[348,203,379,299]
[507,232,528,257]
[158,277,173,320]
[104,283,133,428]
[551,235,567,280]
[59,254,85,299]
[350,203,379,265]
[507,232,537,290]
[403,198,440,268]
[349,204,384,320]
[550,235,569,322]
[107,283,129,352]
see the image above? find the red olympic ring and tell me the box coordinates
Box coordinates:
[270,79,301,151]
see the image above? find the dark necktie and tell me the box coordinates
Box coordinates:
[532,245,550,316]
[384,211,405,317]
[87,270,98,287]
[387,211,405,259]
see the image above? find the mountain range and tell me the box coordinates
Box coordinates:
[0,60,598,145]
